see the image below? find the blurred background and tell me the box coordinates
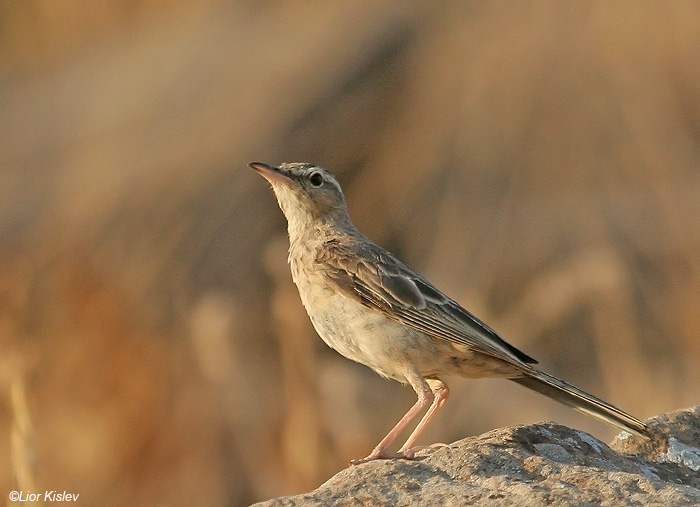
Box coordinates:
[1,1,699,505]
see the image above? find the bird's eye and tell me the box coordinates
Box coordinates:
[309,172,323,187]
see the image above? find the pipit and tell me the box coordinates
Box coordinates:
[250,161,649,464]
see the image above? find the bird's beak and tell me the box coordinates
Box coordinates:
[249,162,294,186]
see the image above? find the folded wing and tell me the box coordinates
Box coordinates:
[318,238,537,366]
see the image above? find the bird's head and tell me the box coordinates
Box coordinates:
[250,162,352,231]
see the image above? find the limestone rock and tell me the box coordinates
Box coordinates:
[254,406,700,506]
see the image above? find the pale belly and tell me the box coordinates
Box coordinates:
[296,277,518,383]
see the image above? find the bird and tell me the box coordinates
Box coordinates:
[249,161,649,464]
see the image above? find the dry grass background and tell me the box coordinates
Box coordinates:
[1,1,699,505]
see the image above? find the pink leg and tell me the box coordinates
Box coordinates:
[351,371,448,465]
[350,383,433,465]
[398,378,449,455]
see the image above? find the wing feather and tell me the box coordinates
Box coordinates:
[317,238,537,365]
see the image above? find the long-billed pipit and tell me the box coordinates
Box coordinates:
[250,161,649,464]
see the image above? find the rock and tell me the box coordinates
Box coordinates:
[253,406,700,506]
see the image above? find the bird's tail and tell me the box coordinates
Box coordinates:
[510,368,649,437]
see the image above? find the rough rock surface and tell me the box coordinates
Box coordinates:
[253,406,700,506]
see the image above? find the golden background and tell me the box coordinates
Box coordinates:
[1,2,699,505]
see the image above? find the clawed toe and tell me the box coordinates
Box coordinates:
[350,443,449,465]
[349,455,379,466]
[350,449,416,465]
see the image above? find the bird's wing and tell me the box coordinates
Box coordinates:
[317,238,537,365]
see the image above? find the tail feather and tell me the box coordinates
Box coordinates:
[510,369,649,437]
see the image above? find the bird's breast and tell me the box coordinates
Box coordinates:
[286,239,519,383]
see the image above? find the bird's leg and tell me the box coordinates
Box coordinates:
[350,370,434,465]
[397,378,449,457]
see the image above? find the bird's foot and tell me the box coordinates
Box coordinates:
[350,449,414,465]
[350,442,449,465]
[400,442,450,457]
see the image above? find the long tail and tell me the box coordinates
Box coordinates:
[510,369,649,437]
